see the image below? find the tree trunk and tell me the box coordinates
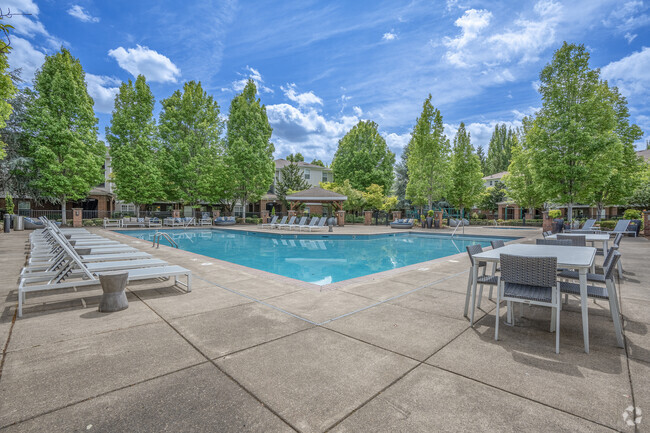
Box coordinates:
[567,202,573,223]
[61,196,67,225]
[596,202,604,221]
[242,198,246,219]
[135,204,140,218]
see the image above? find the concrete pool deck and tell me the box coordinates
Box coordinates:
[0,225,648,432]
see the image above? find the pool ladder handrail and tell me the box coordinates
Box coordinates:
[183,217,195,228]
[450,220,465,238]
[152,231,179,249]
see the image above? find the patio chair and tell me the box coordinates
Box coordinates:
[495,254,561,354]
[559,251,624,347]
[298,217,319,231]
[565,219,596,233]
[289,216,307,230]
[271,216,287,228]
[464,244,499,321]
[303,217,328,232]
[611,219,635,237]
[148,217,162,228]
[199,213,212,226]
[278,216,296,229]
[261,215,278,228]
[557,234,586,246]
[542,231,553,238]
[490,240,505,272]
[535,239,573,246]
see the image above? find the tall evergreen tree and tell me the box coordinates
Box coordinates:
[310,159,325,167]
[405,95,450,210]
[275,162,309,209]
[158,80,226,207]
[225,79,275,218]
[485,124,517,175]
[394,143,410,207]
[475,145,487,174]
[107,75,163,216]
[286,152,304,162]
[528,42,630,220]
[25,48,104,224]
[447,122,484,217]
[331,120,395,191]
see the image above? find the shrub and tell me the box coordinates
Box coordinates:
[470,212,479,219]
[596,220,616,230]
[624,209,642,220]
[5,193,14,214]
[548,209,562,219]
[427,210,434,217]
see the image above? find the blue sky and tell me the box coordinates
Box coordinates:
[5,0,650,163]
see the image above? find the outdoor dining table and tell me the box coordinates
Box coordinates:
[469,243,596,353]
[547,233,610,255]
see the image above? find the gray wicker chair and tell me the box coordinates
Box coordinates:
[558,246,617,284]
[557,234,586,246]
[536,239,573,246]
[542,230,553,238]
[496,254,561,353]
[464,244,499,321]
[490,240,505,272]
[559,252,624,347]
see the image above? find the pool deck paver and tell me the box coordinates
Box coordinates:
[0,225,647,431]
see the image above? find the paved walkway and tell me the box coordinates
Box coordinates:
[0,226,647,432]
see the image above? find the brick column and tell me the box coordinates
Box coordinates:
[542,211,552,233]
[392,211,402,221]
[336,210,345,227]
[172,209,180,218]
[260,210,269,224]
[434,211,443,229]
[644,211,650,237]
[212,209,220,219]
[72,208,83,228]
[364,210,373,225]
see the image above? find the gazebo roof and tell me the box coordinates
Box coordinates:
[286,187,347,201]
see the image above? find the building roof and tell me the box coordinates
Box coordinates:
[482,171,508,181]
[637,149,650,161]
[275,159,331,170]
[286,187,347,201]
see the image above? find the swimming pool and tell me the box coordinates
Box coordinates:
[117,229,518,285]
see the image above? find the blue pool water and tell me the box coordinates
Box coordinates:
[117,229,518,285]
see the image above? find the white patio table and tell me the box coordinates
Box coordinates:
[468,243,596,354]
[547,233,610,255]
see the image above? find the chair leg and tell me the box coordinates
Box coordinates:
[477,284,484,308]
[606,281,624,348]
[495,284,501,341]
[464,272,472,318]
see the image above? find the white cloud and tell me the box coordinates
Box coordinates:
[3,0,63,49]
[266,103,361,162]
[624,32,637,43]
[108,45,180,83]
[353,106,363,117]
[443,0,562,68]
[7,36,45,82]
[85,74,120,114]
[382,32,397,41]
[444,9,492,54]
[602,1,650,32]
[383,132,410,156]
[227,66,273,94]
[67,5,99,23]
[444,120,522,151]
[281,83,323,107]
[601,47,650,97]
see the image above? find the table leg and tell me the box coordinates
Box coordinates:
[579,268,590,354]
[469,264,478,326]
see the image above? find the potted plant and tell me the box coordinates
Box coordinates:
[420,214,426,228]
[548,209,563,233]
[426,210,434,229]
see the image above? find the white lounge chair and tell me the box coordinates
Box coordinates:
[277,216,296,229]
[261,215,278,228]
[271,216,287,228]
[289,216,307,230]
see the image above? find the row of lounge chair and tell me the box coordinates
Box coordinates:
[18,217,191,317]
[260,216,328,231]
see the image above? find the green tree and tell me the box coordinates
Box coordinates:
[528,42,622,221]
[286,152,304,162]
[0,72,38,199]
[331,120,395,191]
[363,184,386,210]
[588,86,643,216]
[485,124,517,175]
[225,79,275,218]
[25,48,104,224]
[107,75,163,216]
[394,145,410,208]
[310,159,325,167]
[0,22,16,160]
[476,145,487,174]
[158,81,226,208]
[447,122,484,217]
[322,179,365,214]
[406,95,450,210]
[276,161,309,209]
[478,182,506,214]
[629,163,650,208]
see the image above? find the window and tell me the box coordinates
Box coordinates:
[304,168,310,180]
[322,172,331,183]
[120,203,135,213]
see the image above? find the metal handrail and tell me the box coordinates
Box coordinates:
[450,222,461,238]
[183,217,195,228]
[152,231,178,248]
